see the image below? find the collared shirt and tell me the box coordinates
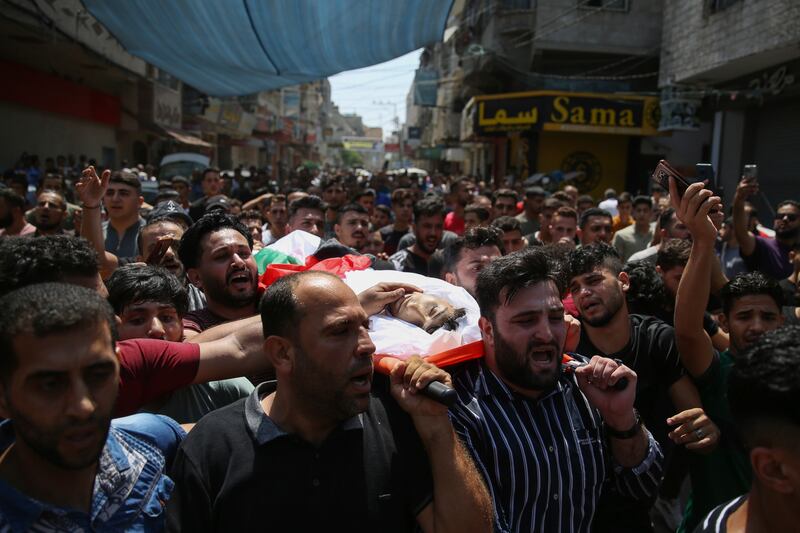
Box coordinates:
[102,218,145,259]
[449,359,664,533]
[0,414,184,532]
[166,380,433,532]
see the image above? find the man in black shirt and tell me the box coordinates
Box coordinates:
[566,243,718,532]
[390,196,445,276]
[166,271,491,532]
[379,188,413,256]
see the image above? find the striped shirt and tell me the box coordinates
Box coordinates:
[694,495,746,533]
[449,359,664,533]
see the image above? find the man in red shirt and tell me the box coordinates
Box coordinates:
[444,177,476,236]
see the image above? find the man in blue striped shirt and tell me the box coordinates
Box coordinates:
[449,247,664,532]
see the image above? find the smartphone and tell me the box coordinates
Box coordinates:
[651,160,697,198]
[742,164,758,181]
[695,163,715,186]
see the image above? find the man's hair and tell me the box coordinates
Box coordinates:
[442,227,504,275]
[475,247,564,321]
[413,196,445,221]
[265,194,286,208]
[374,204,391,218]
[552,191,572,204]
[178,211,253,270]
[260,271,339,339]
[441,308,467,332]
[238,209,263,224]
[106,265,189,317]
[491,215,522,233]
[0,283,117,380]
[109,170,142,193]
[542,197,565,212]
[777,200,800,212]
[728,325,800,450]
[617,191,633,204]
[632,195,653,209]
[335,203,368,224]
[391,188,413,205]
[492,188,518,205]
[202,167,220,179]
[578,207,613,229]
[577,194,595,206]
[604,188,617,199]
[623,261,669,316]
[720,272,783,316]
[567,242,623,281]
[464,204,491,223]
[0,235,99,296]
[353,189,375,201]
[288,194,325,219]
[0,189,25,211]
[451,176,474,193]
[525,186,546,198]
[552,206,578,222]
[656,238,691,271]
[659,207,677,232]
[319,175,343,191]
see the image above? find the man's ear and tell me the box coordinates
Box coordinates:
[618,271,630,293]
[138,196,144,207]
[444,271,457,286]
[478,316,494,349]
[264,335,293,372]
[115,315,123,328]
[186,268,202,288]
[334,223,342,239]
[751,447,796,494]
[718,313,729,334]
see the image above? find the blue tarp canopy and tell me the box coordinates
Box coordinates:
[84,0,454,96]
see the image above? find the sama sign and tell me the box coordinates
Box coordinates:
[462,91,660,139]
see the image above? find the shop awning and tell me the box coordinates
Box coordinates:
[164,128,213,148]
[83,0,454,96]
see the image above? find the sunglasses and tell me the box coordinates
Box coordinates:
[776,213,799,222]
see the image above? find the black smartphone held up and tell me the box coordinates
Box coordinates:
[651,160,698,199]
[695,163,716,188]
[742,164,758,182]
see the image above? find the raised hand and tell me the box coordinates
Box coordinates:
[575,356,638,431]
[669,178,721,246]
[76,165,110,207]
[667,408,720,453]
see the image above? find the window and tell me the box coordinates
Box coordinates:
[710,0,741,12]
[580,0,629,11]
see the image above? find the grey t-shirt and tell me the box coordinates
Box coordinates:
[147,378,254,424]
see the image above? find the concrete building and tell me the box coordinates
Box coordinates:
[660,0,800,210]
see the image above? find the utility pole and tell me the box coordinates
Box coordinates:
[373,100,404,169]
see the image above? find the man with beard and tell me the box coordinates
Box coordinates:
[442,227,503,298]
[567,243,715,532]
[320,176,347,239]
[166,272,492,532]
[31,190,67,236]
[390,197,446,276]
[578,207,614,247]
[733,176,800,279]
[448,248,664,532]
[0,283,185,530]
[672,179,786,532]
[0,189,36,237]
[334,203,371,252]
[444,177,476,236]
[179,212,259,339]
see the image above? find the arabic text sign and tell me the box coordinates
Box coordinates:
[473,93,660,137]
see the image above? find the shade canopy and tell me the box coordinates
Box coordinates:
[84,0,453,96]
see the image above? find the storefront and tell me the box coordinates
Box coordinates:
[461,90,661,196]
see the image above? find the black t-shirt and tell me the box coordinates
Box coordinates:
[576,314,684,443]
[166,379,433,532]
[379,224,410,256]
[577,314,685,533]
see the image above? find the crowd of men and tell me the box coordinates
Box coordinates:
[0,158,799,533]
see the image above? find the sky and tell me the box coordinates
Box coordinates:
[329,48,422,136]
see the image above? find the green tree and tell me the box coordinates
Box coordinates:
[340,149,363,167]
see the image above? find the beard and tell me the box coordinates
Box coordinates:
[35,216,61,231]
[776,226,800,240]
[416,235,439,255]
[7,396,113,470]
[292,344,372,421]
[202,269,257,309]
[493,327,561,392]
[0,212,13,229]
[581,287,625,327]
